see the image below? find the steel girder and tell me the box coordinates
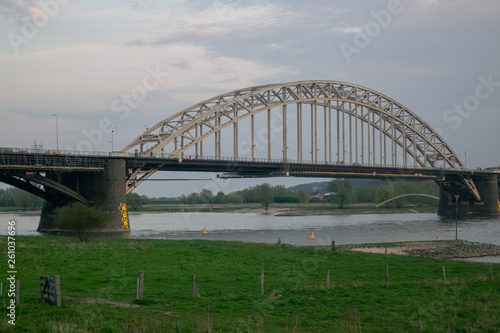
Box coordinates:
[122,80,469,194]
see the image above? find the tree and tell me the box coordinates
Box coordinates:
[127,192,143,211]
[240,188,257,203]
[376,184,395,207]
[141,195,151,205]
[354,184,378,203]
[228,194,244,204]
[328,179,353,208]
[213,191,226,204]
[52,202,111,242]
[255,183,274,212]
[295,189,310,203]
[12,188,30,211]
[200,189,214,204]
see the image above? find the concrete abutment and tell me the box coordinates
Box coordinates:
[37,159,130,233]
[438,174,500,217]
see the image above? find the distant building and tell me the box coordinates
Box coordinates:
[309,192,336,203]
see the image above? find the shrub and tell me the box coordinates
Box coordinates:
[52,202,111,242]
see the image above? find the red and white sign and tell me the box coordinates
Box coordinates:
[455,195,459,201]
[26,171,34,177]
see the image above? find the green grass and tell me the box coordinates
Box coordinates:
[1,236,499,332]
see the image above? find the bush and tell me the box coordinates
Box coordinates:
[51,202,111,242]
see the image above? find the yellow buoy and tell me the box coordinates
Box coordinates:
[436,236,440,241]
[309,232,316,239]
[202,228,207,234]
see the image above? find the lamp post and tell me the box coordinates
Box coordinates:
[52,114,58,150]
[455,194,459,240]
[111,128,114,152]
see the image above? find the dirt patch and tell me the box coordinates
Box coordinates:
[63,296,178,316]
[347,240,500,259]
[64,296,140,308]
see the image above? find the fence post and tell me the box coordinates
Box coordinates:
[261,271,264,296]
[192,274,196,299]
[54,275,61,307]
[489,263,492,281]
[137,271,144,301]
[326,269,330,290]
[15,280,19,307]
[385,266,389,288]
[331,241,336,252]
[442,266,446,286]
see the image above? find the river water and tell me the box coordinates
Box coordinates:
[2,212,499,262]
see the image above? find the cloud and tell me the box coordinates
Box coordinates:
[334,26,364,34]
[0,0,38,21]
[124,1,295,46]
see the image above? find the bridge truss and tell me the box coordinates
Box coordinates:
[123,80,479,197]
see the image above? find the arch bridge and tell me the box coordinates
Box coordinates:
[1,80,498,232]
[122,80,487,210]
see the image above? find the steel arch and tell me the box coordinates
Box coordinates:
[122,80,465,193]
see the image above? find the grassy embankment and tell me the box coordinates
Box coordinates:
[1,236,499,332]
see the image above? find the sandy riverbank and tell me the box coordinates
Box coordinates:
[346,240,500,259]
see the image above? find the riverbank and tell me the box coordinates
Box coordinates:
[344,240,500,259]
[138,202,438,215]
[0,203,438,216]
[1,236,499,332]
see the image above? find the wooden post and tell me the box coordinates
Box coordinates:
[442,266,446,286]
[137,271,144,301]
[489,263,492,281]
[15,280,19,307]
[54,275,61,307]
[326,269,330,290]
[192,274,196,299]
[385,266,389,288]
[261,271,264,296]
[331,241,336,252]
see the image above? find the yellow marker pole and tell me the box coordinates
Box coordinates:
[202,228,207,234]
[309,232,316,239]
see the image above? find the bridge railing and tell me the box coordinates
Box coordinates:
[2,147,492,173]
[152,154,460,172]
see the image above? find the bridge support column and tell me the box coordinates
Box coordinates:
[438,174,499,217]
[38,159,129,233]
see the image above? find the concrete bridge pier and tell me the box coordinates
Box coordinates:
[438,174,500,217]
[38,159,130,233]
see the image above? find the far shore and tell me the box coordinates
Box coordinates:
[0,203,438,216]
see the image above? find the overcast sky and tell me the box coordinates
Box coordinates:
[1,0,499,197]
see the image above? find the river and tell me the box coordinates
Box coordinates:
[2,212,500,262]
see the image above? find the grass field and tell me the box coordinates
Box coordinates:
[1,236,499,332]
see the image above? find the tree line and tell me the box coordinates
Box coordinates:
[327,179,439,208]
[0,187,44,210]
[127,179,440,211]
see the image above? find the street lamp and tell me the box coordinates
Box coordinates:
[455,194,459,240]
[52,114,58,150]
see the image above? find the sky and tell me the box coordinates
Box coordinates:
[1,0,499,197]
